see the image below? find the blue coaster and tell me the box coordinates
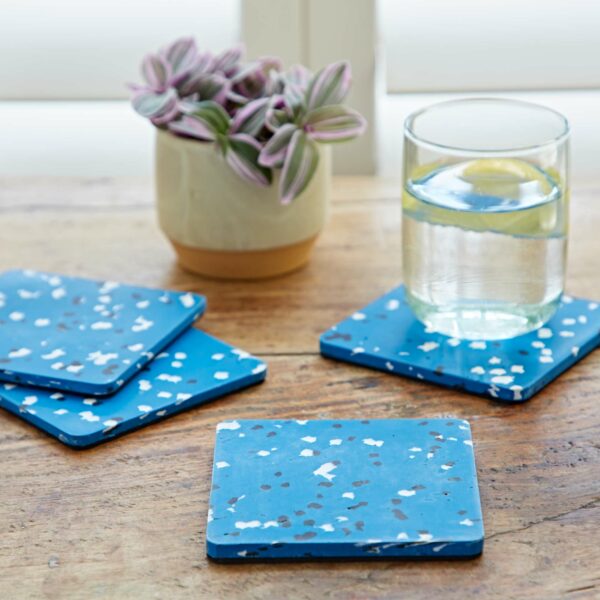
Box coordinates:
[320,286,600,402]
[207,418,483,561]
[0,328,266,448]
[0,269,205,395]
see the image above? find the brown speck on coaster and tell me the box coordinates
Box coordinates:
[352,480,370,487]
[294,531,317,541]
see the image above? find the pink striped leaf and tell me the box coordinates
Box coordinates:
[258,124,297,168]
[226,89,251,105]
[141,54,172,91]
[168,115,216,141]
[163,37,198,83]
[231,57,283,100]
[229,133,263,152]
[305,61,351,111]
[177,72,228,103]
[213,45,244,76]
[279,129,319,204]
[264,95,293,132]
[285,65,312,89]
[151,102,180,126]
[189,101,230,135]
[195,51,215,73]
[304,105,367,142]
[265,107,290,132]
[231,97,270,136]
[225,134,272,187]
[132,88,177,121]
[284,83,306,118]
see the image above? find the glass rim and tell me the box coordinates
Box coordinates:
[404,97,570,157]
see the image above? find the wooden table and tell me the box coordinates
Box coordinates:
[1,177,599,600]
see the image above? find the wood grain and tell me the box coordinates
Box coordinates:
[0,177,599,600]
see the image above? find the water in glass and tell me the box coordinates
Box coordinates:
[402,157,567,340]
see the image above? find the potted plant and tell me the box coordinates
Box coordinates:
[130,37,366,279]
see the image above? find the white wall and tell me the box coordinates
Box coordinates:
[0,101,153,176]
[0,0,240,100]
[380,0,600,92]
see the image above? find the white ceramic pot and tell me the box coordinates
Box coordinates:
[155,129,331,279]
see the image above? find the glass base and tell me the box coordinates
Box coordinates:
[406,290,562,341]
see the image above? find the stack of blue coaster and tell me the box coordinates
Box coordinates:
[0,269,266,447]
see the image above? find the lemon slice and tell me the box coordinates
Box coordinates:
[403,159,566,237]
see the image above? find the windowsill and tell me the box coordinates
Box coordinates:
[2,90,600,183]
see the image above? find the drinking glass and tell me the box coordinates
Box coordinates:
[402,98,570,340]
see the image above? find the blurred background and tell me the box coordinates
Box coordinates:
[2,0,600,180]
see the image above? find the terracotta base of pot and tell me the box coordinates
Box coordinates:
[170,236,318,280]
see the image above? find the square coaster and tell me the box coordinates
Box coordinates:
[0,328,266,448]
[320,285,600,402]
[0,269,205,395]
[206,418,483,561]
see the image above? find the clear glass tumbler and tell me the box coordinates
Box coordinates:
[402,98,570,340]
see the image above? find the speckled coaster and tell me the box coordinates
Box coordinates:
[0,328,266,448]
[0,269,205,395]
[320,285,600,402]
[206,418,483,561]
